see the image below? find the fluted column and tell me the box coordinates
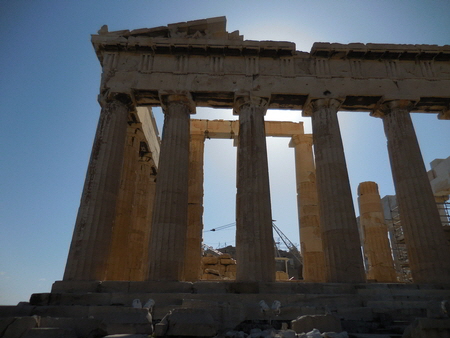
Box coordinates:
[290,134,326,282]
[127,129,157,281]
[64,94,133,280]
[378,100,450,283]
[235,94,275,282]
[183,133,206,281]
[310,98,366,283]
[147,93,194,281]
[105,124,140,280]
[358,181,397,282]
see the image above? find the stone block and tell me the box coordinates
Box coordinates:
[193,281,230,294]
[88,306,153,335]
[51,292,112,306]
[336,307,374,321]
[51,281,101,293]
[29,293,50,306]
[276,271,289,280]
[220,258,236,265]
[291,314,342,334]
[403,317,450,338]
[228,282,260,294]
[39,317,106,337]
[165,308,217,337]
[202,273,221,280]
[202,256,219,265]
[226,264,237,272]
[224,271,236,279]
[0,304,33,318]
[0,317,16,335]
[21,328,78,338]
[2,316,40,338]
[104,335,149,338]
[128,281,193,293]
[98,281,130,293]
[32,305,89,318]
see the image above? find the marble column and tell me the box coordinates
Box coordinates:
[378,100,450,283]
[64,95,132,281]
[105,124,140,280]
[358,181,397,282]
[290,134,326,282]
[183,133,206,281]
[235,94,275,282]
[147,93,194,281]
[310,98,366,283]
[127,131,157,281]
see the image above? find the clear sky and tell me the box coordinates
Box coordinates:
[1,0,449,305]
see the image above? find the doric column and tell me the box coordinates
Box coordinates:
[309,98,366,283]
[127,130,157,281]
[183,133,206,281]
[105,123,140,280]
[377,100,450,283]
[234,94,275,282]
[289,134,326,282]
[147,93,194,281]
[64,94,133,281]
[358,181,397,282]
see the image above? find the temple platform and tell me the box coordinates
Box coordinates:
[1,281,450,337]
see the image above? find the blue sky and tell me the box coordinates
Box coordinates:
[1,0,449,305]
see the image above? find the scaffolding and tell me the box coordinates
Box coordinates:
[385,200,450,283]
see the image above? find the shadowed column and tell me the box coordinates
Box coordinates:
[377,100,450,283]
[183,133,206,281]
[147,93,194,281]
[127,129,157,281]
[358,181,397,282]
[290,134,326,282]
[310,98,366,283]
[64,94,133,281]
[235,94,275,282]
[105,124,140,280]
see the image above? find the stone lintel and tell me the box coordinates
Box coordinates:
[190,119,304,139]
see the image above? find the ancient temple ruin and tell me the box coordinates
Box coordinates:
[3,16,450,337]
[63,16,450,285]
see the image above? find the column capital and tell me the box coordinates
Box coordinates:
[98,91,136,111]
[303,98,342,116]
[289,134,313,148]
[233,92,270,114]
[372,99,415,118]
[159,91,196,114]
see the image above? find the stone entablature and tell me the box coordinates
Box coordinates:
[92,17,450,117]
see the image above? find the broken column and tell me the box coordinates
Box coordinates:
[358,181,397,282]
[183,132,206,281]
[64,94,133,281]
[147,93,194,281]
[377,100,450,283]
[234,93,275,282]
[308,98,366,283]
[289,134,326,282]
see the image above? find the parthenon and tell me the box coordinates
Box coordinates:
[63,16,450,286]
[6,16,450,337]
